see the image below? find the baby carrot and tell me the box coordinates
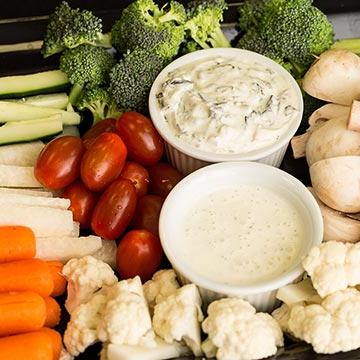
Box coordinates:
[0,226,35,262]
[0,291,46,336]
[44,297,61,328]
[0,331,53,360]
[38,328,62,360]
[47,261,67,297]
[0,259,54,297]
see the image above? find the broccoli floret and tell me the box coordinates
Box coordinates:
[42,1,111,58]
[109,49,167,113]
[111,0,186,61]
[76,87,122,124]
[184,0,231,49]
[60,45,116,104]
[237,0,333,78]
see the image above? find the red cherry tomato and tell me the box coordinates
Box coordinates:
[131,195,164,236]
[120,161,149,197]
[35,136,84,190]
[116,229,163,281]
[115,112,164,166]
[91,178,137,240]
[148,162,183,197]
[81,133,127,192]
[82,118,117,149]
[62,181,99,229]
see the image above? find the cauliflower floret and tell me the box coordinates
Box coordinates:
[202,298,283,360]
[59,348,74,360]
[303,241,360,297]
[64,291,108,356]
[152,284,204,356]
[97,276,156,347]
[277,288,360,354]
[272,303,293,335]
[143,269,180,312]
[62,255,118,313]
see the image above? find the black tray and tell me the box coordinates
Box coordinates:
[1,1,360,359]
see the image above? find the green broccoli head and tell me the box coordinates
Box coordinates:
[60,44,116,104]
[109,49,167,113]
[76,87,122,124]
[111,0,186,61]
[238,0,267,31]
[185,0,231,49]
[42,1,111,58]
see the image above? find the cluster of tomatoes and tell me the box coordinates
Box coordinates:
[34,112,183,281]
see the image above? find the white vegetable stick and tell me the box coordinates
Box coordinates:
[0,204,73,237]
[36,235,102,262]
[0,187,52,197]
[71,222,80,237]
[348,99,360,132]
[0,165,41,188]
[0,193,70,209]
[92,240,117,269]
[0,141,44,166]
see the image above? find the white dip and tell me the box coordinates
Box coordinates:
[178,184,305,286]
[157,56,299,154]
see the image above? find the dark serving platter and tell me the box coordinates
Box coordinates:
[1,1,360,359]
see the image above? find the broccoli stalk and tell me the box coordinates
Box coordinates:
[331,38,360,55]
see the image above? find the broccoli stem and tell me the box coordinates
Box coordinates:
[69,83,84,105]
[94,33,112,48]
[331,38,360,55]
[209,27,231,48]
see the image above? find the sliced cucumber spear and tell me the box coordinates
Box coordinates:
[0,101,80,125]
[0,70,69,99]
[8,93,69,109]
[0,116,63,145]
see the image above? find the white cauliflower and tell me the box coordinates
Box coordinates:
[97,276,156,347]
[59,348,74,360]
[62,255,118,313]
[303,241,360,297]
[143,269,180,312]
[64,291,108,356]
[273,288,360,354]
[202,298,283,360]
[152,284,204,356]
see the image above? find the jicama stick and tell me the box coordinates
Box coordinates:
[0,225,35,262]
[92,239,117,269]
[44,297,61,327]
[0,204,74,237]
[39,328,62,360]
[36,235,102,262]
[0,331,53,360]
[0,165,41,187]
[0,291,46,336]
[348,99,360,132]
[71,221,80,237]
[0,141,44,166]
[0,259,53,297]
[0,187,52,197]
[47,261,67,297]
[0,193,70,209]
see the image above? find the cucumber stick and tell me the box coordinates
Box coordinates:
[0,101,80,125]
[0,116,63,145]
[9,93,69,109]
[0,70,69,98]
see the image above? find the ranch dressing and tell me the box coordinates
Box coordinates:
[179,184,305,286]
[157,57,299,154]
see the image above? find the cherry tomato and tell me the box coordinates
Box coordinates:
[82,118,117,149]
[35,136,84,190]
[62,181,99,229]
[148,162,183,197]
[131,195,164,236]
[91,178,137,240]
[115,112,164,166]
[81,133,127,192]
[116,229,163,281]
[120,161,149,197]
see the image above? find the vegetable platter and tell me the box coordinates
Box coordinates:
[1,1,360,360]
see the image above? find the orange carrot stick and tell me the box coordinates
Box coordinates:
[38,328,62,360]
[44,297,61,328]
[0,259,54,297]
[0,331,53,360]
[0,226,35,263]
[46,261,67,297]
[0,291,46,336]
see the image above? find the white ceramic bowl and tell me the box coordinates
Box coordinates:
[149,48,303,175]
[159,162,323,312]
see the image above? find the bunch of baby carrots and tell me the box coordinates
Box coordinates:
[0,226,67,360]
